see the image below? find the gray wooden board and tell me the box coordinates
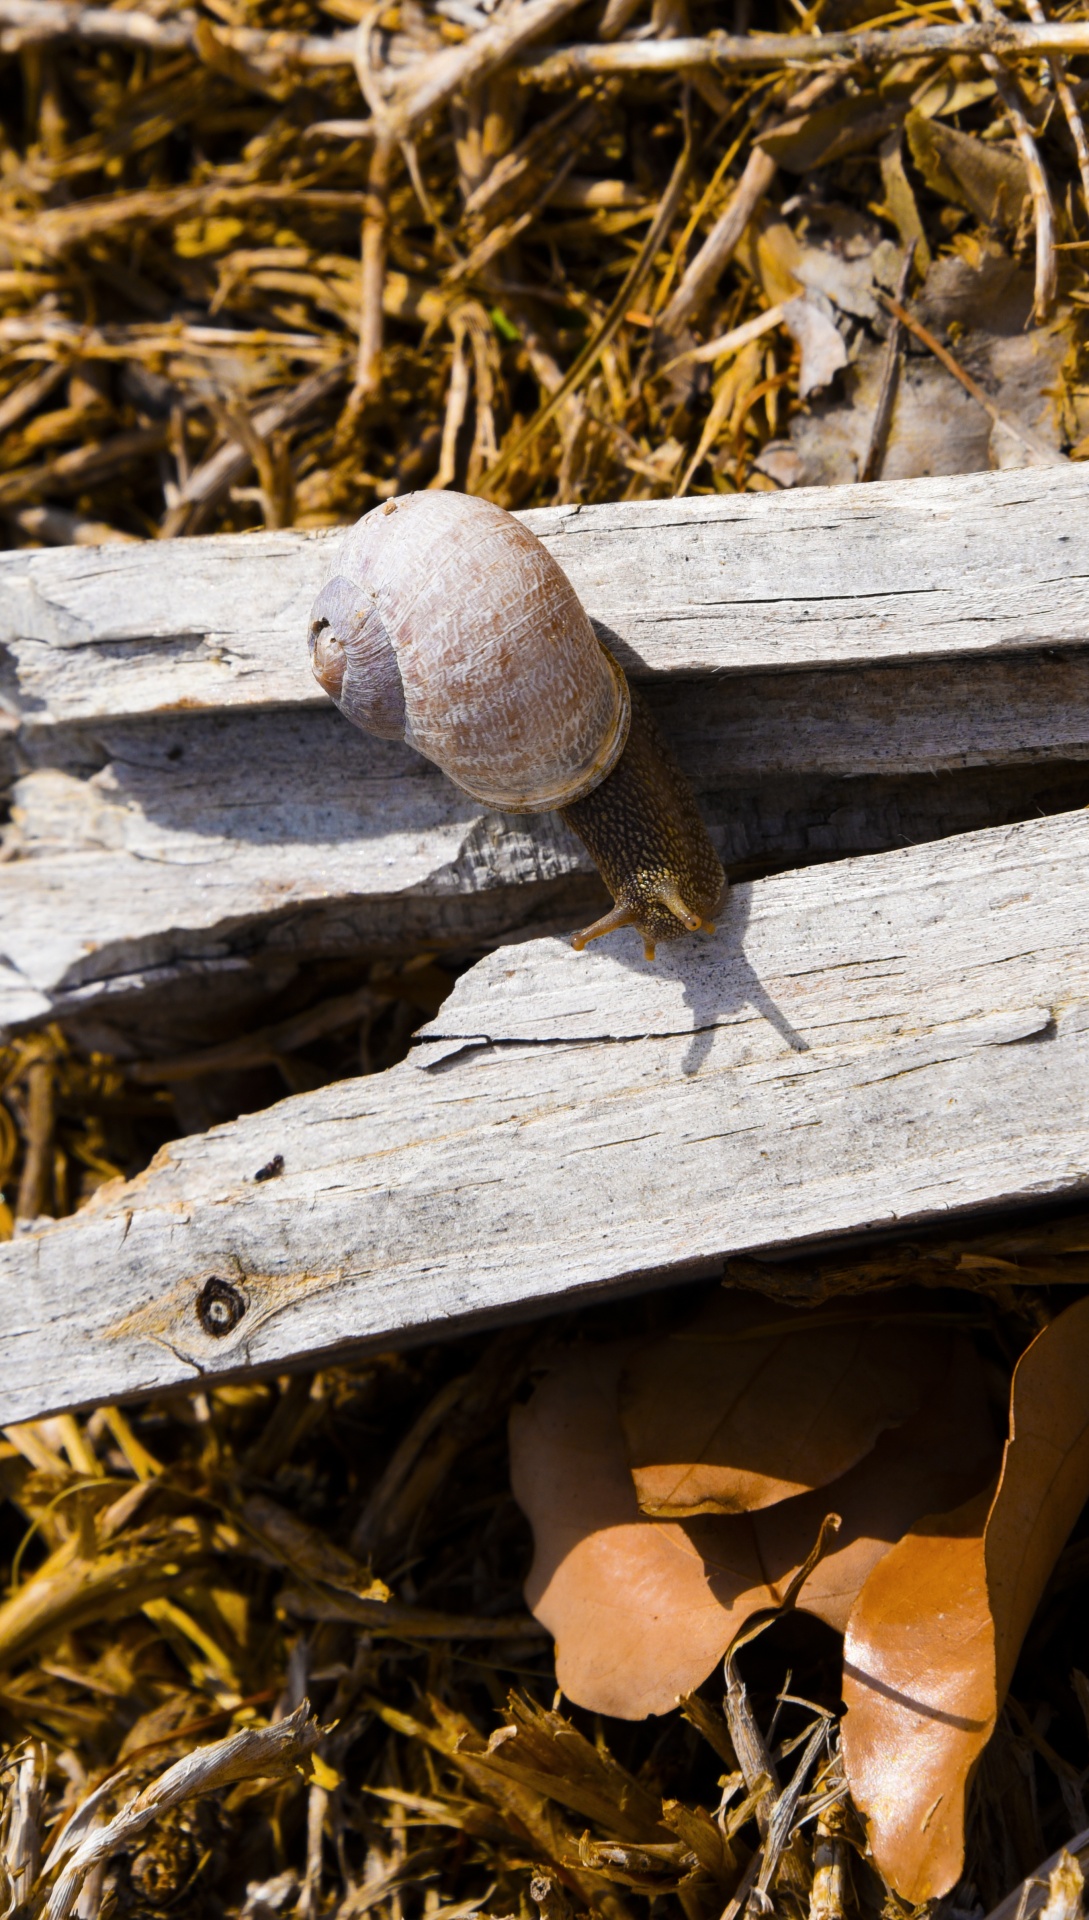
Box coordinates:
[1,806,1086,1425]
[4,676,1089,1037]
[4,463,1089,1039]
[3,466,1089,730]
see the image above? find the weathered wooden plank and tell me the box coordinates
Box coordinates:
[5,656,1089,1036]
[1,807,1085,1426]
[2,467,1088,729]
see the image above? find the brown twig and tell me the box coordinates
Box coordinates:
[521,19,1089,80]
[3,504,138,544]
[9,5,1089,79]
[158,360,350,536]
[656,70,844,339]
[859,241,915,483]
[951,0,1057,317]
[353,131,396,405]
[0,425,168,510]
[878,289,1066,462]
[1019,0,1089,215]
[46,1704,323,1920]
[369,0,591,142]
[128,985,390,1084]
[0,0,354,62]
[658,149,778,338]
[14,1059,54,1222]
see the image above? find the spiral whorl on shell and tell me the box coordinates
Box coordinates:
[308,490,630,814]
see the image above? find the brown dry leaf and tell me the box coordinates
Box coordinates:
[781,294,849,401]
[511,1325,999,1717]
[759,1331,1001,1631]
[905,109,1028,230]
[758,92,899,173]
[841,1293,1089,1904]
[758,237,1069,486]
[510,1341,781,1717]
[618,1294,943,1518]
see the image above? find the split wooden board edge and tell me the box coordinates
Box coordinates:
[1,804,1086,1426]
[3,465,1089,730]
[4,463,1089,1038]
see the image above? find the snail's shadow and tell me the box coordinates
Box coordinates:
[601,877,809,1077]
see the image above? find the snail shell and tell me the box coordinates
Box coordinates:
[308,491,630,813]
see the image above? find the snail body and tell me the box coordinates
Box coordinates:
[308,491,724,960]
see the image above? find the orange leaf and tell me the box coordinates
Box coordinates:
[842,1294,1089,1904]
[760,1332,1000,1632]
[619,1295,946,1517]
[510,1333,998,1720]
[509,1342,782,1719]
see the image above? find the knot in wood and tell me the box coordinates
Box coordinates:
[197,1276,246,1338]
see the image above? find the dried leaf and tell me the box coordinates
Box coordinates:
[879,132,932,274]
[510,1342,779,1717]
[782,294,850,401]
[512,1325,998,1717]
[758,93,899,173]
[759,1332,1000,1631]
[620,1295,943,1517]
[905,109,1028,229]
[841,1294,1089,1903]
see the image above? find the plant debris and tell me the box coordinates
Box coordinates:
[3,1009,1089,1920]
[5,0,1089,1911]
[1,0,1089,546]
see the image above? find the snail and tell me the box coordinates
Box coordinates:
[307,491,724,961]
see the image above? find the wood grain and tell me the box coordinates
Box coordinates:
[4,674,1088,1035]
[2,466,1088,728]
[4,463,1089,1037]
[1,807,1085,1425]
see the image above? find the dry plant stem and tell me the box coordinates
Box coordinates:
[8,7,1089,70]
[597,0,646,36]
[350,1334,528,1555]
[0,360,65,435]
[277,1586,547,1640]
[374,0,591,142]
[677,355,744,494]
[658,148,778,337]
[986,1832,1089,1920]
[4,1745,43,1908]
[521,20,1089,78]
[300,1779,328,1919]
[664,304,785,370]
[15,1057,53,1220]
[724,1655,779,1837]
[879,291,1062,458]
[354,132,396,403]
[3,504,137,544]
[0,425,169,511]
[158,360,350,536]
[1020,0,1089,212]
[808,1803,850,1920]
[128,986,391,1084]
[46,1703,323,1920]
[951,0,1056,316]
[753,1718,830,1909]
[859,241,915,483]
[481,131,692,494]
[1038,1852,1086,1920]
[657,69,844,338]
[0,0,355,61]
